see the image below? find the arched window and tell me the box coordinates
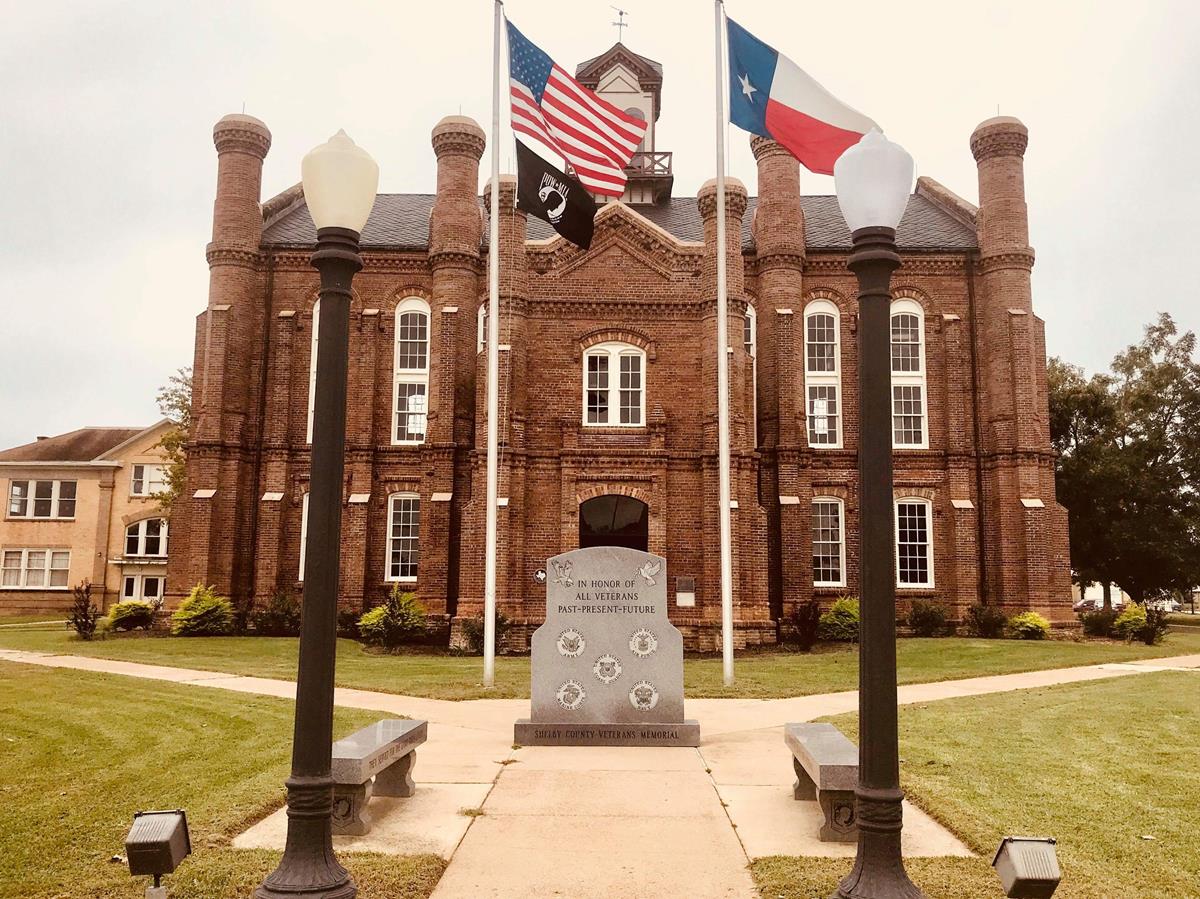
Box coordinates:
[624,107,648,155]
[890,299,927,449]
[804,300,842,447]
[393,298,430,444]
[812,497,845,587]
[306,299,319,443]
[895,497,933,587]
[744,305,758,445]
[386,493,421,582]
[477,303,487,355]
[583,342,645,426]
[125,518,168,557]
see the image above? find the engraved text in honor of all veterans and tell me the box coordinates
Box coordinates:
[557,577,655,614]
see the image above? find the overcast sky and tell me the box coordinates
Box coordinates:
[2,0,1198,449]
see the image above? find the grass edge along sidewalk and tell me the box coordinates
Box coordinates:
[752,669,1200,899]
[0,661,445,899]
[0,626,1197,700]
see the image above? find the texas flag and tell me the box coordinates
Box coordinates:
[727,18,878,175]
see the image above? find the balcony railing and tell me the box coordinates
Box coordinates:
[625,151,673,176]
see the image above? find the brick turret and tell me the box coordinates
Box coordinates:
[970,116,1071,619]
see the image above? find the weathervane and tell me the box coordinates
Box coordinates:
[611,6,628,42]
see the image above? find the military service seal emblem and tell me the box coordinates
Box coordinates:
[556,628,585,657]
[592,654,622,684]
[629,628,658,657]
[628,680,659,711]
[556,680,586,710]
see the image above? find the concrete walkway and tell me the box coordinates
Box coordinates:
[3,648,1197,898]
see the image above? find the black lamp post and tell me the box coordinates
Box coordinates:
[832,130,926,899]
[256,130,378,899]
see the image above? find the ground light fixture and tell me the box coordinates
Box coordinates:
[992,837,1061,897]
[125,810,190,897]
[254,131,378,899]
[831,129,926,899]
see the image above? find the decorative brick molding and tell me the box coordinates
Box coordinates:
[970,116,1029,162]
[575,327,657,361]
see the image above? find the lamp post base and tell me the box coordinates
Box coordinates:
[831,787,925,899]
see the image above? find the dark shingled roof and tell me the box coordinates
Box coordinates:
[0,427,146,463]
[262,193,977,253]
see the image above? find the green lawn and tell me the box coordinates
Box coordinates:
[0,625,1197,700]
[0,614,65,626]
[753,670,1200,898]
[0,662,444,899]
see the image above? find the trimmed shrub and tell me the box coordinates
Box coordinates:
[1007,611,1050,640]
[785,601,823,651]
[358,586,428,648]
[907,600,950,637]
[337,608,362,639]
[1080,608,1118,638]
[965,603,1007,638]
[818,597,860,643]
[67,580,101,641]
[459,611,513,655]
[253,592,302,636]
[1113,604,1147,641]
[108,601,155,632]
[1136,607,1170,645]
[171,584,234,636]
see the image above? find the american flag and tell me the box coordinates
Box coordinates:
[507,20,647,197]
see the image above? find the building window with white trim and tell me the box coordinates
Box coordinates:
[125,519,168,557]
[122,574,164,603]
[890,300,928,449]
[299,492,309,581]
[477,303,487,354]
[1,549,70,588]
[130,464,166,497]
[812,498,845,587]
[804,301,842,447]
[745,305,758,445]
[307,299,320,443]
[895,498,933,587]
[583,342,645,426]
[393,298,430,444]
[8,480,76,519]
[386,493,420,582]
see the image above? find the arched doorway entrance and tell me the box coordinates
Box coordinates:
[579,495,649,552]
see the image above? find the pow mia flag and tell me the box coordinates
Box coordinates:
[515,139,596,250]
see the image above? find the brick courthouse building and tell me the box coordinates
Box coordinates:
[166,45,1072,648]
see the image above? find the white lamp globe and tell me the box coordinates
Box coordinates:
[833,129,914,233]
[301,130,380,233]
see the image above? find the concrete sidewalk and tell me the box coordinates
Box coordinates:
[3,648,1196,898]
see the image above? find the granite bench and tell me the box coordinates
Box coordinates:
[784,722,858,843]
[331,718,427,836]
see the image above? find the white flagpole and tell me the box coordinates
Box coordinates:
[483,0,503,687]
[714,0,734,686]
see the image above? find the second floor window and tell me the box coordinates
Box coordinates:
[583,342,645,427]
[125,518,168,557]
[804,301,842,447]
[8,480,76,519]
[394,298,430,444]
[130,464,166,497]
[891,300,928,449]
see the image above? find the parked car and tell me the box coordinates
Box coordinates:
[1073,598,1101,613]
[1146,597,1183,613]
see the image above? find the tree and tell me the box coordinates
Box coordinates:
[154,367,192,512]
[1050,314,1200,607]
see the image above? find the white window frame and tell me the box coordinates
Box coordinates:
[582,341,646,427]
[130,464,167,497]
[1,548,70,589]
[125,518,169,558]
[299,492,309,581]
[392,297,430,446]
[812,497,846,588]
[7,479,77,520]
[745,304,758,446]
[306,298,320,444]
[385,493,420,583]
[122,574,165,603]
[890,299,928,450]
[895,497,934,588]
[803,300,843,448]
[477,303,487,355]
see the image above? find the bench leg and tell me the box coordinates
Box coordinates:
[332,780,373,836]
[373,750,417,798]
[792,757,816,800]
[818,789,857,843]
